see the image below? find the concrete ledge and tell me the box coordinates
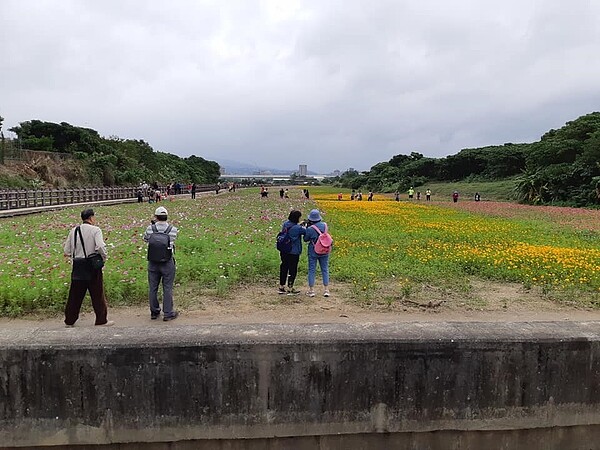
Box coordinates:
[1,322,600,448]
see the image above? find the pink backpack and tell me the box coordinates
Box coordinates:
[311,224,333,255]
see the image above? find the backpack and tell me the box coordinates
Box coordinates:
[147,224,173,262]
[276,224,293,253]
[311,224,333,255]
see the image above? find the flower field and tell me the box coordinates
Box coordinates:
[0,187,598,316]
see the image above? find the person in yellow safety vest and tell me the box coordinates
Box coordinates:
[408,187,415,199]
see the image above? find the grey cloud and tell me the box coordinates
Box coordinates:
[2,0,600,173]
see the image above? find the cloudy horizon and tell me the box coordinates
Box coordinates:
[2,0,600,173]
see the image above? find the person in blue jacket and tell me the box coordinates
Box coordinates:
[303,209,330,297]
[278,210,306,295]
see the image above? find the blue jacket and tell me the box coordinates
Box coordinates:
[281,220,306,255]
[304,221,328,257]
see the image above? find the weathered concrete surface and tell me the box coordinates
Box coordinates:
[1,322,600,449]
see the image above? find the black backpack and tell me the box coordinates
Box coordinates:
[276,225,293,253]
[147,224,173,262]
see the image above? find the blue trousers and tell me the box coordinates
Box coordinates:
[308,253,329,287]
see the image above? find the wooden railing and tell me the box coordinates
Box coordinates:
[0,185,218,211]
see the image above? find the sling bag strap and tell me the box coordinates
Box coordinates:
[74,226,87,258]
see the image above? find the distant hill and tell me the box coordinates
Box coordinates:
[216,158,317,175]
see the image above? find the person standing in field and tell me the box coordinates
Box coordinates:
[303,209,330,298]
[277,210,306,295]
[426,189,432,201]
[452,191,459,203]
[63,208,113,327]
[408,187,415,199]
[144,206,179,321]
[191,182,197,199]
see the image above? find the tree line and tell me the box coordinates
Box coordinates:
[7,120,221,187]
[326,112,600,207]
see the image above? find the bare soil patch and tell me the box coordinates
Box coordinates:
[2,280,599,330]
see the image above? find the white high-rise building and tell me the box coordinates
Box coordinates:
[299,164,308,177]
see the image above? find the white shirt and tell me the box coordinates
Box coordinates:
[63,223,108,260]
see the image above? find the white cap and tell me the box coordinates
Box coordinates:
[155,206,168,216]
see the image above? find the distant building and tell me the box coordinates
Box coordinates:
[220,167,226,175]
[299,164,308,177]
[332,170,341,177]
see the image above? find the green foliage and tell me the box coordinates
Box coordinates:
[7,120,220,187]
[335,112,600,207]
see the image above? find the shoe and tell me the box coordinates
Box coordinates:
[163,311,179,321]
[65,323,75,328]
[96,321,115,327]
[306,291,315,297]
[278,287,287,295]
[324,290,330,297]
[287,288,301,295]
[151,313,160,320]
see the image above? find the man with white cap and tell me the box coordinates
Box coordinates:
[143,206,179,321]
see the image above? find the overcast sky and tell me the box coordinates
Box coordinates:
[2,0,600,173]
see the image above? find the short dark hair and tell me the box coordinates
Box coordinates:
[288,210,302,224]
[155,215,168,221]
[81,209,95,221]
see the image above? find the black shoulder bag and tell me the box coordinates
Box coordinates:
[71,226,104,281]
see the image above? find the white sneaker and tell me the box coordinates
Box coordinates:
[323,290,330,297]
[96,320,115,327]
[306,291,315,297]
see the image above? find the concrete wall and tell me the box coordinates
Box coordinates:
[1,322,600,449]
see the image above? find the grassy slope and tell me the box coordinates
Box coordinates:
[415,178,518,202]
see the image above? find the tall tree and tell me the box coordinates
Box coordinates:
[0,115,4,164]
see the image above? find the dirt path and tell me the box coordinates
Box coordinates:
[2,281,600,330]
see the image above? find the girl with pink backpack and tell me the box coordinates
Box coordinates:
[303,209,333,297]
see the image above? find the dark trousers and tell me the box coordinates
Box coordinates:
[65,270,108,325]
[279,253,300,287]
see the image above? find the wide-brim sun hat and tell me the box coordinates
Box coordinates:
[155,206,168,216]
[308,209,321,222]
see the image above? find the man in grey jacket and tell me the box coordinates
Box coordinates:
[63,208,113,327]
[143,206,179,321]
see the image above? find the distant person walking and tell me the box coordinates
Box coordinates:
[277,210,306,295]
[304,209,331,298]
[144,206,179,321]
[452,191,459,203]
[191,183,197,199]
[279,188,285,199]
[63,209,112,327]
[426,189,431,201]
